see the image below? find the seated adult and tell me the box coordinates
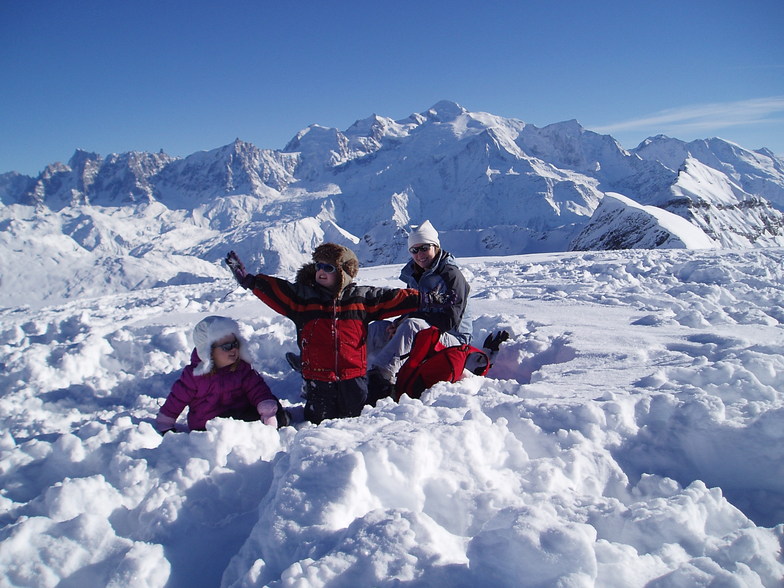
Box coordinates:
[367,220,472,401]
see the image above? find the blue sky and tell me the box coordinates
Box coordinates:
[2,0,782,176]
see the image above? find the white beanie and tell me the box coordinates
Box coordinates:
[408,220,440,249]
[192,315,253,376]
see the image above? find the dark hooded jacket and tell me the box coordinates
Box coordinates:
[399,248,472,343]
[246,244,421,382]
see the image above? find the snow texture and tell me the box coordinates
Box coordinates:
[1,247,783,587]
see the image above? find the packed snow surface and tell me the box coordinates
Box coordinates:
[1,248,783,587]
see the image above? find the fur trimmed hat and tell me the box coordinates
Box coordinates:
[296,242,358,293]
[192,315,253,376]
[408,220,440,249]
[312,243,359,278]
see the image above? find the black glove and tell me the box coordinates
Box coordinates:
[421,289,457,310]
[225,251,255,289]
[483,330,510,352]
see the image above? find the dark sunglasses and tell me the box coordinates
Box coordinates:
[409,244,435,254]
[315,262,337,273]
[213,339,240,352]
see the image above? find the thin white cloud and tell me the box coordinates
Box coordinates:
[729,64,784,71]
[594,96,784,136]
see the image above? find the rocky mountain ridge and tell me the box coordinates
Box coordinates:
[1,100,783,307]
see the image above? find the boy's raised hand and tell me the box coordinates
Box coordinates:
[226,251,254,289]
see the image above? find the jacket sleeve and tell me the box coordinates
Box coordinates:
[362,287,421,322]
[159,366,196,420]
[410,265,469,332]
[247,274,304,318]
[242,367,277,407]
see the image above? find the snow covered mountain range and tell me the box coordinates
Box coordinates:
[2,100,784,307]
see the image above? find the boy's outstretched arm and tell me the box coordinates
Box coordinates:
[224,250,303,319]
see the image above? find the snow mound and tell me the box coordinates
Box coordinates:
[1,248,783,587]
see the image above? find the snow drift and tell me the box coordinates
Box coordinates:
[1,247,783,587]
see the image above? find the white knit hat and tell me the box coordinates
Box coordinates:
[407,220,440,249]
[192,316,253,375]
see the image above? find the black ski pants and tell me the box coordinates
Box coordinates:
[304,376,368,424]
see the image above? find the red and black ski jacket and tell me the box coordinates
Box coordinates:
[248,265,421,382]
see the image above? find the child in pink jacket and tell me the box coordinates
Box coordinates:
[155,315,284,433]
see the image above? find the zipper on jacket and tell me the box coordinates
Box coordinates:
[332,299,340,380]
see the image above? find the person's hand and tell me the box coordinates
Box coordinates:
[226,251,255,289]
[257,399,279,427]
[421,289,457,310]
[155,412,176,436]
[483,330,510,352]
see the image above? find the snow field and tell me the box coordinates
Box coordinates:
[1,247,783,587]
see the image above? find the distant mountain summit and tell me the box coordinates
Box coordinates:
[1,100,783,306]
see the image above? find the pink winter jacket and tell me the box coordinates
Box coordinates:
[159,349,276,431]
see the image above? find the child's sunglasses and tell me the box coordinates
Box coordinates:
[316,262,337,273]
[213,339,240,352]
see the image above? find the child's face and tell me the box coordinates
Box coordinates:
[315,261,340,291]
[212,335,240,369]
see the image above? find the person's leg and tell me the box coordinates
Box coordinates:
[369,317,430,382]
[336,377,368,418]
[367,320,394,367]
[438,331,461,347]
[367,369,395,406]
[304,380,340,424]
[218,405,261,422]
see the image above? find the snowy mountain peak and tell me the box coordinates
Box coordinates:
[228,137,255,153]
[344,114,413,149]
[423,99,467,122]
[634,135,784,210]
[755,146,778,160]
[283,124,343,154]
[571,191,719,250]
[1,101,784,307]
[518,118,631,177]
[346,113,390,135]
[402,111,427,126]
[637,134,673,147]
[546,118,584,135]
[68,148,102,169]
